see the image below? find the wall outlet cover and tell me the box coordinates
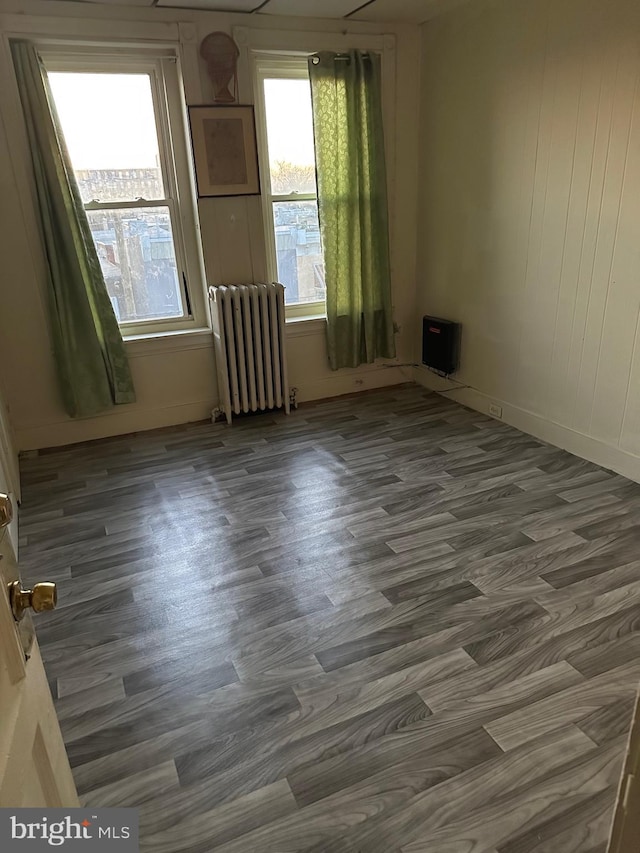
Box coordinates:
[489,403,503,419]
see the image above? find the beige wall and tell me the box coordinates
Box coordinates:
[0,377,18,550]
[0,0,420,450]
[416,0,640,479]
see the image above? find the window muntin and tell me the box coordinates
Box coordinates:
[254,57,326,315]
[44,55,204,335]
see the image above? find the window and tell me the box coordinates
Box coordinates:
[254,55,325,317]
[44,52,205,335]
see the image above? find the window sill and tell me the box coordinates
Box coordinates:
[123,327,213,356]
[285,315,326,337]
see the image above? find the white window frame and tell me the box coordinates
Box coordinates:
[253,52,326,320]
[40,46,207,338]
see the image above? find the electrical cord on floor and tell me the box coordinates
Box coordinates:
[381,361,473,395]
[439,382,471,394]
[380,362,421,369]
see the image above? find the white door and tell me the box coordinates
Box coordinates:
[0,386,77,807]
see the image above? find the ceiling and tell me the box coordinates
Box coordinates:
[64,0,468,25]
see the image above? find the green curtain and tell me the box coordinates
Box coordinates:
[11,41,135,418]
[308,50,395,370]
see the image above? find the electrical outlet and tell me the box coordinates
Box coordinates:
[488,403,503,419]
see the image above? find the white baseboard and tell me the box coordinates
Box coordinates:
[414,365,640,483]
[16,366,408,451]
[16,400,216,451]
[20,363,638,482]
[295,365,408,404]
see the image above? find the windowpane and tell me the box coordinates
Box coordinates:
[86,207,184,323]
[264,78,317,195]
[273,201,325,305]
[48,72,165,203]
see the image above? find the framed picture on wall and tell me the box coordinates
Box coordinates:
[189,105,260,197]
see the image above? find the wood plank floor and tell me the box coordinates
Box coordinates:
[18,385,640,852]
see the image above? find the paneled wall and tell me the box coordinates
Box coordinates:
[417,0,640,478]
[0,0,420,450]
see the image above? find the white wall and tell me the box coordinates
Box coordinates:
[416,0,640,479]
[0,0,420,450]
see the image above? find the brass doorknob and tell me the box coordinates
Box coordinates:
[0,493,12,529]
[8,581,57,622]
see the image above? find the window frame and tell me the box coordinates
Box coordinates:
[252,52,326,320]
[40,47,207,338]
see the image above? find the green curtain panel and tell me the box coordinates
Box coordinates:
[308,50,395,370]
[11,40,135,418]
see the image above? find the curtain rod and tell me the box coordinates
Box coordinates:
[311,53,370,64]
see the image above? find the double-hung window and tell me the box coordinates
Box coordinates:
[254,55,326,319]
[44,50,205,336]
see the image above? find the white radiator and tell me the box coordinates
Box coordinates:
[208,283,290,425]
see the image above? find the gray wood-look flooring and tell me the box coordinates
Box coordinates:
[19,385,640,852]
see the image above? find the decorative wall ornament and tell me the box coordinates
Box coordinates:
[200,32,239,104]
